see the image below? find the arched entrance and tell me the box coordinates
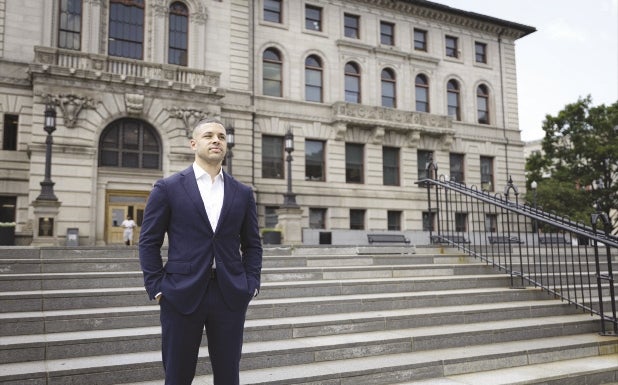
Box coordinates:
[98,118,161,245]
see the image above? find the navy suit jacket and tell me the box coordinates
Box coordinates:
[139,166,262,315]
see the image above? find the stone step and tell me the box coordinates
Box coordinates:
[0,301,591,363]
[0,286,556,336]
[8,335,612,385]
[396,355,618,384]
[0,274,512,312]
[0,263,494,291]
[0,252,476,274]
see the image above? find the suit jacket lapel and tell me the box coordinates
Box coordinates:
[216,172,237,234]
[180,166,213,233]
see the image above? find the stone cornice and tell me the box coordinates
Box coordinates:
[354,0,536,39]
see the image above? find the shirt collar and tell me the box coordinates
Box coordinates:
[193,162,224,182]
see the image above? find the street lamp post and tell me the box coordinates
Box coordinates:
[281,128,299,208]
[225,126,235,176]
[37,103,58,201]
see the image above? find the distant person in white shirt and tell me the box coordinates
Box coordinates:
[121,215,136,246]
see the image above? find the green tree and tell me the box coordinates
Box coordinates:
[525,96,618,231]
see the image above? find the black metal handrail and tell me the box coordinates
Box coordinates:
[419,172,617,336]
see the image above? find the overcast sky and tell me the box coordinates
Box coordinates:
[433,0,618,141]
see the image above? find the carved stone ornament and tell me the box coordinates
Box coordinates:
[169,107,210,137]
[125,93,145,115]
[46,94,97,128]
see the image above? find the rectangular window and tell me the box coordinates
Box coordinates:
[305,139,325,181]
[264,0,282,23]
[445,35,458,58]
[387,210,402,231]
[455,212,467,232]
[309,208,327,229]
[344,13,360,39]
[345,143,364,184]
[383,146,400,186]
[262,135,284,179]
[58,0,82,50]
[350,209,365,230]
[380,21,395,45]
[2,114,18,151]
[480,156,494,191]
[265,206,278,228]
[449,153,464,183]
[475,41,487,63]
[422,211,435,231]
[305,4,322,31]
[417,150,433,181]
[414,29,427,51]
[108,0,145,59]
[485,214,498,233]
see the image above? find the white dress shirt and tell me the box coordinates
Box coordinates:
[193,163,224,268]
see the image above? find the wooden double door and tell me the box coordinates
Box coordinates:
[106,191,148,245]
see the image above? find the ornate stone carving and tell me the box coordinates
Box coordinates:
[125,93,145,115]
[169,107,210,137]
[46,94,97,128]
[371,126,385,144]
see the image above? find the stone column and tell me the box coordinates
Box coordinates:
[31,199,62,246]
[276,207,303,245]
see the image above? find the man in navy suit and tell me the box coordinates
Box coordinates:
[139,118,262,385]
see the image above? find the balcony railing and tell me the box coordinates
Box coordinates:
[33,46,220,88]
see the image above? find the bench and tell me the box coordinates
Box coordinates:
[488,235,523,244]
[538,234,569,245]
[367,233,410,244]
[431,234,470,244]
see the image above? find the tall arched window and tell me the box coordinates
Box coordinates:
[447,79,461,120]
[305,55,323,102]
[168,2,188,66]
[344,62,361,103]
[58,0,82,50]
[477,84,490,124]
[99,118,161,170]
[108,0,145,59]
[415,74,429,112]
[381,68,396,108]
[263,48,282,97]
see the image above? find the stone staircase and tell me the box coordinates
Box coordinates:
[0,245,616,385]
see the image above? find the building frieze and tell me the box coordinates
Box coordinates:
[42,93,98,129]
[168,107,212,137]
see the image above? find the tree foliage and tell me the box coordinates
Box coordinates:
[525,96,618,230]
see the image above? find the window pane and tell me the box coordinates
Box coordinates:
[344,14,359,38]
[414,29,426,51]
[2,114,18,151]
[445,35,458,57]
[417,150,433,180]
[387,211,401,231]
[449,153,464,183]
[168,2,188,66]
[108,0,144,59]
[380,21,394,45]
[383,147,399,186]
[262,136,284,178]
[264,0,282,23]
[350,209,365,230]
[98,118,160,169]
[305,5,321,31]
[345,143,364,183]
[480,156,494,191]
[305,140,325,181]
[59,0,82,50]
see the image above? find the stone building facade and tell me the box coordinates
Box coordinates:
[0,0,534,246]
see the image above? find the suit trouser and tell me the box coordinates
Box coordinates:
[159,276,248,385]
